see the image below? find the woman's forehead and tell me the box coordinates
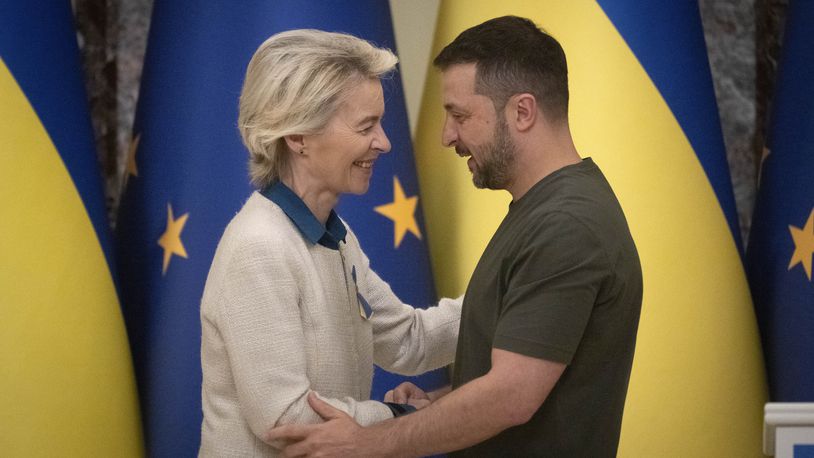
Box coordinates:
[337,78,385,120]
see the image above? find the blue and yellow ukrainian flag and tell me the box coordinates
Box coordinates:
[0,2,142,456]
[116,1,442,455]
[746,0,814,402]
[415,1,766,455]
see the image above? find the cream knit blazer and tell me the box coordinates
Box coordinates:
[199,193,461,457]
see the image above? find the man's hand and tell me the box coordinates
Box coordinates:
[266,392,374,457]
[384,382,431,409]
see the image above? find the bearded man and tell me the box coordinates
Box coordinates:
[269,15,643,457]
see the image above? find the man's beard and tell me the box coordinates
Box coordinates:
[471,117,515,190]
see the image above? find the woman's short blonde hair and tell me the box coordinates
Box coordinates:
[238,29,398,188]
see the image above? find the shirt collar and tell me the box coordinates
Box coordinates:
[261,181,347,250]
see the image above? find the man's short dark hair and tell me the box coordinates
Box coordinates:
[434,15,569,122]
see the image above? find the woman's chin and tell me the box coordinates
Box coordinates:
[345,181,371,196]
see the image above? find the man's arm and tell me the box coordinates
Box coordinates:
[268,348,565,457]
[383,381,451,410]
[427,384,452,401]
[379,348,565,456]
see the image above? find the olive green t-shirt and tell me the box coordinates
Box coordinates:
[451,158,642,457]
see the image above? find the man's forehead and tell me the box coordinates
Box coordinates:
[441,64,495,113]
[441,63,477,87]
[441,64,477,101]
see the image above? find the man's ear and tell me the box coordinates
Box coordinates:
[510,93,538,132]
[283,134,305,155]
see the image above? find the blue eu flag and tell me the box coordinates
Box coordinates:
[746,0,814,401]
[115,2,444,455]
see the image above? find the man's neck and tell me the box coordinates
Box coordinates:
[506,119,580,201]
[507,144,581,201]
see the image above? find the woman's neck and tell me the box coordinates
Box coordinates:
[280,173,338,225]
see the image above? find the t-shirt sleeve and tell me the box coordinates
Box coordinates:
[493,211,608,364]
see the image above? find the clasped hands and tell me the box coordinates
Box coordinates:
[265,382,436,457]
[384,381,432,409]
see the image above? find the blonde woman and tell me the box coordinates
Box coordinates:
[198,29,460,457]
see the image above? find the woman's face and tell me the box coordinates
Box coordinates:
[302,77,391,198]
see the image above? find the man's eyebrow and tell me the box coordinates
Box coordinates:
[444,103,467,113]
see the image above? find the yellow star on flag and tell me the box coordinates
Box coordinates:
[374,176,422,248]
[788,207,814,281]
[158,203,189,275]
[126,133,141,177]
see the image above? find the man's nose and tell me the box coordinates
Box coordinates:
[441,118,457,147]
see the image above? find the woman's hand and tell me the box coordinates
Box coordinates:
[384,382,431,409]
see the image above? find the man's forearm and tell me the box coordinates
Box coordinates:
[428,384,451,401]
[363,372,527,456]
[361,349,564,457]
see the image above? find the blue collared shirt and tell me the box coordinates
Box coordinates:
[260,181,347,250]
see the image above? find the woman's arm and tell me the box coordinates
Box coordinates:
[354,249,462,374]
[204,233,392,441]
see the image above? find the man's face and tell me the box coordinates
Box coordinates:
[440,64,515,190]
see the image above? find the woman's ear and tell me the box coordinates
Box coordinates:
[283,134,305,155]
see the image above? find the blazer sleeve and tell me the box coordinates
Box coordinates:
[204,231,392,441]
[352,244,462,375]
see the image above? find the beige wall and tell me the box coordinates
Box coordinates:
[389,0,440,135]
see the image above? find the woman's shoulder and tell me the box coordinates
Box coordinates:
[220,192,303,253]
